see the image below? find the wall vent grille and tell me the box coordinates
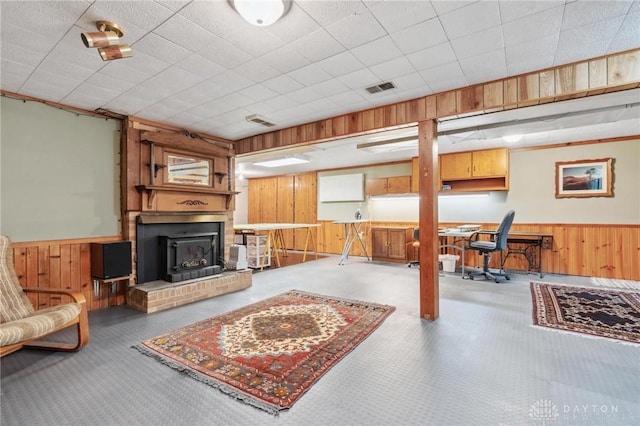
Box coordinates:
[246,114,276,127]
[365,81,396,94]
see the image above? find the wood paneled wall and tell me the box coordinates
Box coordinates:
[10,236,129,312]
[235,49,639,155]
[313,220,639,280]
[247,173,317,250]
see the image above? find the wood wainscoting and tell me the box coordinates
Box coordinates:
[10,236,130,312]
[315,221,639,281]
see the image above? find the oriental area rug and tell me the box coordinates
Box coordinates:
[134,290,395,414]
[530,282,640,344]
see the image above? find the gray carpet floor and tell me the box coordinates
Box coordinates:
[2,255,639,425]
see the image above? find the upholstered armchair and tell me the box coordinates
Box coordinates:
[0,235,89,357]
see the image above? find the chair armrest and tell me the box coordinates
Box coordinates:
[22,287,87,305]
[468,230,498,242]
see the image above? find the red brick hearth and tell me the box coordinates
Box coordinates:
[128,270,252,313]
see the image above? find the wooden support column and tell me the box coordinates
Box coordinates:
[418,120,439,320]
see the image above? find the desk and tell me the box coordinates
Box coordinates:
[333,220,370,265]
[233,223,320,269]
[502,232,553,278]
[438,230,474,275]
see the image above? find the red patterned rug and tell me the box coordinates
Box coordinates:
[135,290,395,414]
[531,282,640,344]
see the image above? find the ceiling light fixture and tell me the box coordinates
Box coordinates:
[228,0,292,26]
[81,21,132,61]
[503,134,523,143]
[254,154,310,168]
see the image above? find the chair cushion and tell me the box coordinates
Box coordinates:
[469,240,497,251]
[0,303,82,346]
[0,235,35,323]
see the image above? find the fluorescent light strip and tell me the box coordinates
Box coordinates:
[253,155,310,168]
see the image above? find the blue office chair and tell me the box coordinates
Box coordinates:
[465,210,515,283]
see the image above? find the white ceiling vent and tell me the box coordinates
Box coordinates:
[246,114,276,127]
[365,81,396,94]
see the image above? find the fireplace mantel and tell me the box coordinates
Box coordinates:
[136,185,238,210]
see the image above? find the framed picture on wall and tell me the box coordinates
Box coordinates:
[555,158,613,198]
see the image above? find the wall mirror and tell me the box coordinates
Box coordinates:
[166,154,210,186]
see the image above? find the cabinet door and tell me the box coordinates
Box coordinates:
[365,178,387,196]
[472,148,508,177]
[371,228,390,258]
[387,176,411,194]
[387,228,408,260]
[440,152,472,179]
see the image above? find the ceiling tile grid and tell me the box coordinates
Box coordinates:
[0,0,638,142]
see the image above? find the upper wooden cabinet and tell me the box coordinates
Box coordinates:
[365,176,411,196]
[439,148,509,192]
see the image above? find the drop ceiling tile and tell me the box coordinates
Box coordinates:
[0,71,31,93]
[154,1,191,12]
[368,0,437,34]
[0,22,60,55]
[198,37,252,68]
[37,56,96,83]
[498,0,565,24]
[133,33,192,65]
[407,43,457,71]
[418,62,466,92]
[296,1,368,27]
[427,74,468,96]
[0,43,44,68]
[143,67,205,95]
[1,1,90,38]
[289,29,345,62]
[20,69,79,102]
[562,0,633,31]
[390,19,448,55]
[233,59,281,84]
[224,25,285,57]
[338,68,380,90]
[451,26,504,60]
[431,1,476,16]
[216,70,254,93]
[174,54,227,80]
[370,56,416,81]
[439,1,501,40]
[459,49,508,84]
[391,72,428,93]
[326,10,387,49]
[244,101,279,116]
[265,94,298,110]
[262,74,304,95]
[98,60,153,87]
[505,34,558,75]
[62,82,120,108]
[238,84,280,102]
[0,58,35,84]
[502,6,564,47]
[555,17,624,65]
[307,78,350,98]
[351,36,404,67]
[285,86,325,105]
[153,14,215,53]
[287,63,333,86]
[259,44,311,74]
[265,4,322,44]
[316,51,365,78]
[83,0,173,31]
[116,50,170,77]
[178,1,245,38]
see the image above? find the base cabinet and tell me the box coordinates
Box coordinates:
[371,227,413,263]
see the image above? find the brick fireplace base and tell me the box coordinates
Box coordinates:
[127,270,252,313]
